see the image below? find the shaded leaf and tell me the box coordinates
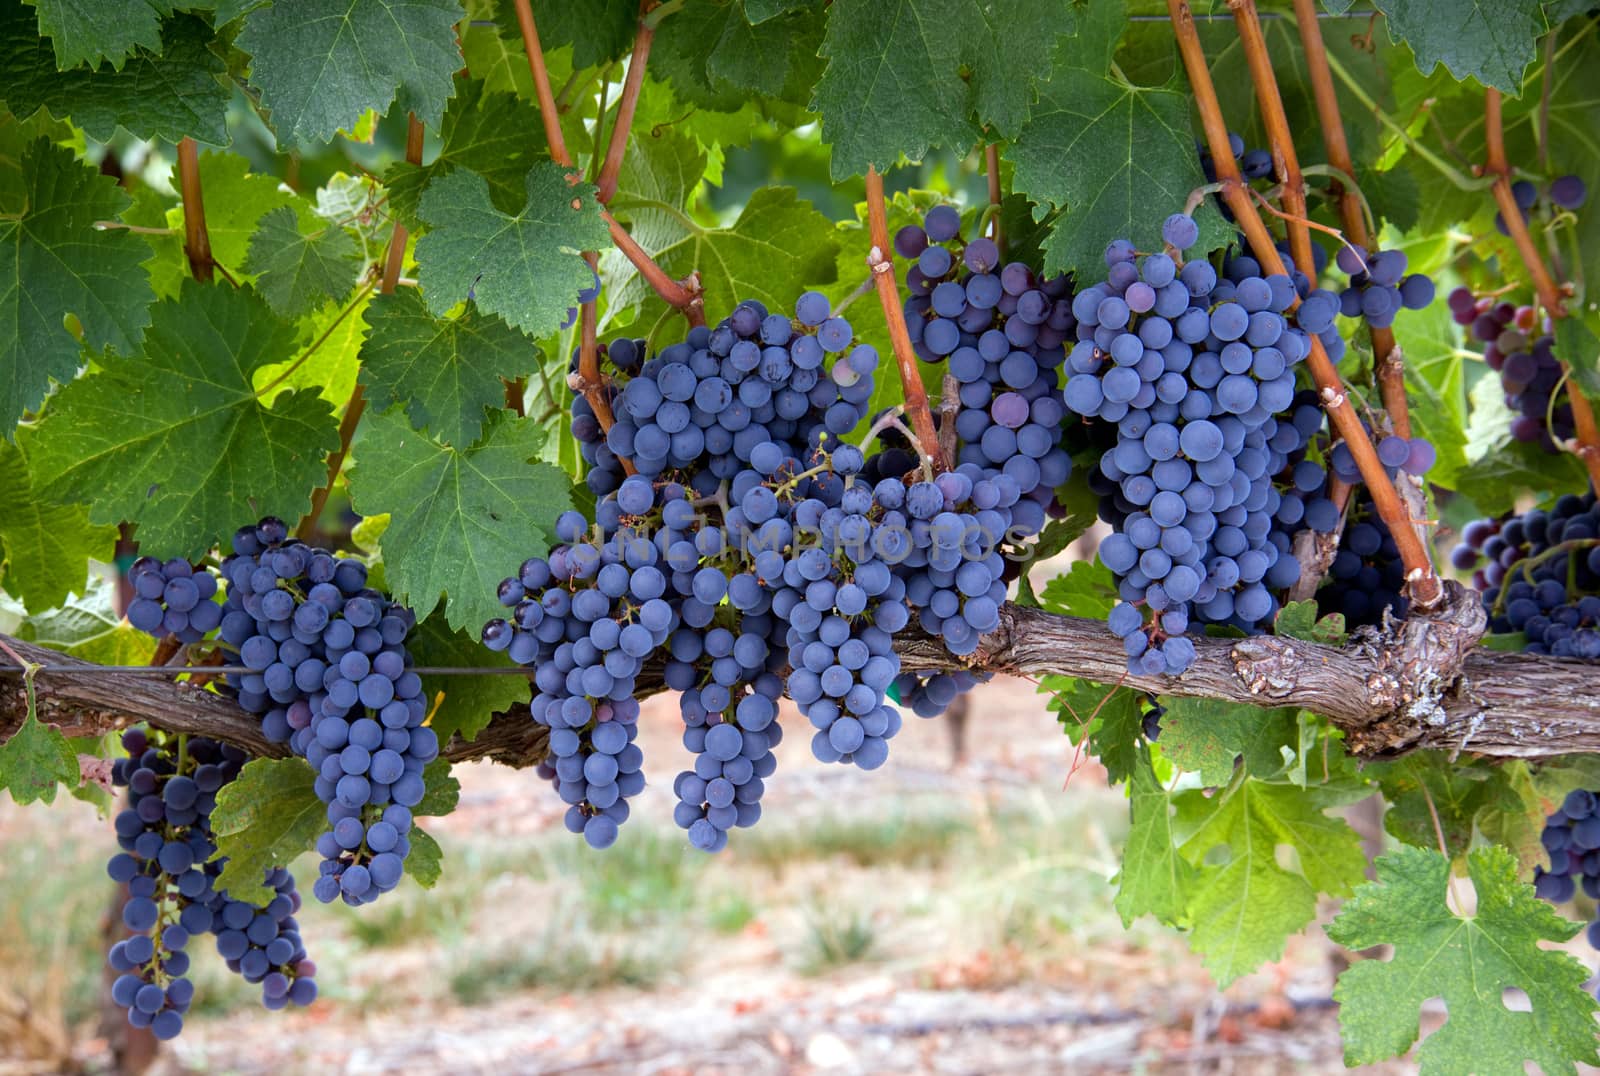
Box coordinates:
[359,289,534,447]
[0,137,154,433]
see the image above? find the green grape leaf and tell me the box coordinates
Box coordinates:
[0,676,79,805]
[653,0,824,111]
[1178,778,1367,985]
[209,756,326,906]
[416,758,460,817]
[347,407,572,632]
[11,577,156,667]
[384,76,546,230]
[1010,66,1230,284]
[405,824,443,887]
[1159,697,1298,786]
[1273,601,1348,646]
[1373,0,1544,95]
[621,186,840,346]
[360,289,534,447]
[0,11,231,146]
[1373,752,1503,853]
[1327,845,1600,1073]
[415,163,609,337]
[1042,673,1143,783]
[1394,299,1470,490]
[237,0,466,144]
[1555,315,1600,398]
[0,440,115,614]
[0,137,155,433]
[1115,746,1197,926]
[409,610,528,745]
[25,281,339,559]
[254,287,372,409]
[24,0,165,69]
[1037,558,1118,619]
[1455,439,1588,516]
[812,0,1073,180]
[243,206,363,318]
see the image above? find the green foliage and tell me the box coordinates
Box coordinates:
[347,407,571,631]
[1327,845,1600,1073]
[408,613,527,745]
[0,439,115,614]
[0,137,154,432]
[25,281,340,558]
[209,756,327,906]
[359,289,535,448]
[0,673,77,805]
[1373,0,1546,94]
[1008,17,1231,282]
[243,206,362,318]
[812,0,1072,180]
[23,0,166,70]
[625,186,841,343]
[236,0,466,143]
[0,10,231,146]
[1159,698,1299,786]
[383,76,547,229]
[1176,776,1367,985]
[415,163,610,337]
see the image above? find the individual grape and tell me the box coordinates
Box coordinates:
[1552,174,1588,210]
[1162,213,1199,250]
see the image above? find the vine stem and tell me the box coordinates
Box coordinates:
[1289,0,1409,438]
[864,167,946,474]
[1483,88,1600,490]
[516,0,699,331]
[1168,0,1441,607]
[983,142,1003,252]
[603,208,703,319]
[1227,0,1314,275]
[596,1,656,204]
[296,114,422,541]
[176,137,214,283]
[511,0,572,168]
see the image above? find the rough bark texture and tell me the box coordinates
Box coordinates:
[4,584,1593,768]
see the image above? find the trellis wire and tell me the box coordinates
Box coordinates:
[0,665,536,677]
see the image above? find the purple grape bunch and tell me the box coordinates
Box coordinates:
[107,728,316,1041]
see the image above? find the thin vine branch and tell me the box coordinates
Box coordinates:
[297,114,421,540]
[511,0,572,168]
[1228,0,1314,276]
[864,166,946,474]
[1289,0,1409,439]
[1168,0,1442,608]
[596,1,656,204]
[983,142,1003,252]
[176,137,213,283]
[1483,88,1600,489]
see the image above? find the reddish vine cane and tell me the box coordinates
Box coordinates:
[1168,0,1442,607]
[864,167,947,473]
[1288,0,1410,440]
[1483,88,1600,491]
